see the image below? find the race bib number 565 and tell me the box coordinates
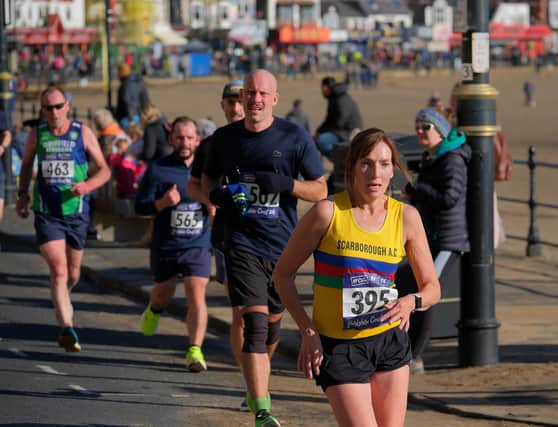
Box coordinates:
[170,203,203,236]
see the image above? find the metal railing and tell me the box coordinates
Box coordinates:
[498,145,558,256]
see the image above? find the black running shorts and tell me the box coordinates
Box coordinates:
[225,248,284,313]
[315,327,412,391]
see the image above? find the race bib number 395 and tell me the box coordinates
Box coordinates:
[342,272,398,330]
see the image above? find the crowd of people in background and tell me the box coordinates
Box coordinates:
[12,40,557,97]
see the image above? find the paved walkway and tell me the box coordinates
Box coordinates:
[1,207,557,426]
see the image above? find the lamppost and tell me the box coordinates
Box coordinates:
[455,0,500,366]
[0,0,14,206]
[105,0,114,112]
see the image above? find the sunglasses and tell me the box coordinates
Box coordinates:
[43,102,66,112]
[415,123,435,132]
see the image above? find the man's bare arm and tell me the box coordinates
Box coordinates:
[291,176,327,202]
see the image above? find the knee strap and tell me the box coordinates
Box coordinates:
[242,312,268,354]
[266,319,281,346]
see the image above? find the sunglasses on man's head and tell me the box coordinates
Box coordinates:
[415,123,435,132]
[43,102,66,112]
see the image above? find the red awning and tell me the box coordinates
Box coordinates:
[450,23,553,45]
[521,25,552,40]
[7,28,97,45]
[6,13,97,45]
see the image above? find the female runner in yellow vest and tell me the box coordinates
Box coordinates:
[273,128,441,427]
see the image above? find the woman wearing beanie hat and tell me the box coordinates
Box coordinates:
[400,107,471,374]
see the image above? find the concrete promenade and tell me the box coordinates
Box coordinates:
[1,204,556,426]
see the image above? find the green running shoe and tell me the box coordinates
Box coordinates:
[185,345,207,372]
[246,392,271,414]
[57,327,81,352]
[140,305,160,336]
[255,409,281,427]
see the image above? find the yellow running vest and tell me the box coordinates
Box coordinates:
[313,191,406,339]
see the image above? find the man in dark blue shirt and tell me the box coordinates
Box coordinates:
[136,116,212,372]
[188,79,252,409]
[202,70,327,427]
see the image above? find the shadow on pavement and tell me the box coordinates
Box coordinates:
[0,272,51,288]
[425,339,558,366]
[0,388,185,408]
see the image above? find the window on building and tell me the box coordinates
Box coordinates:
[434,8,445,25]
[300,5,314,24]
[256,0,267,20]
[170,0,183,26]
[277,5,293,25]
[66,7,71,22]
[238,0,250,17]
[219,3,229,21]
[192,2,203,23]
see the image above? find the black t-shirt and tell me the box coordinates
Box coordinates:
[192,134,225,244]
[203,117,324,260]
[191,134,211,179]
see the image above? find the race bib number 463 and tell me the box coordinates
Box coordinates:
[342,272,398,330]
[42,160,74,184]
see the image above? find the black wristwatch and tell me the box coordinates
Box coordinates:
[412,293,422,311]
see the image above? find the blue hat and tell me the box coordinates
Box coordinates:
[222,79,243,99]
[415,108,451,138]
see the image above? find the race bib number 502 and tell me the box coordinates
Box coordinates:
[243,182,279,219]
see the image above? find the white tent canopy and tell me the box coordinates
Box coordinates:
[153,24,187,47]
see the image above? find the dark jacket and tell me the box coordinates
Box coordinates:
[285,107,311,134]
[141,117,171,164]
[406,129,471,253]
[115,74,150,122]
[316,82,363,141]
